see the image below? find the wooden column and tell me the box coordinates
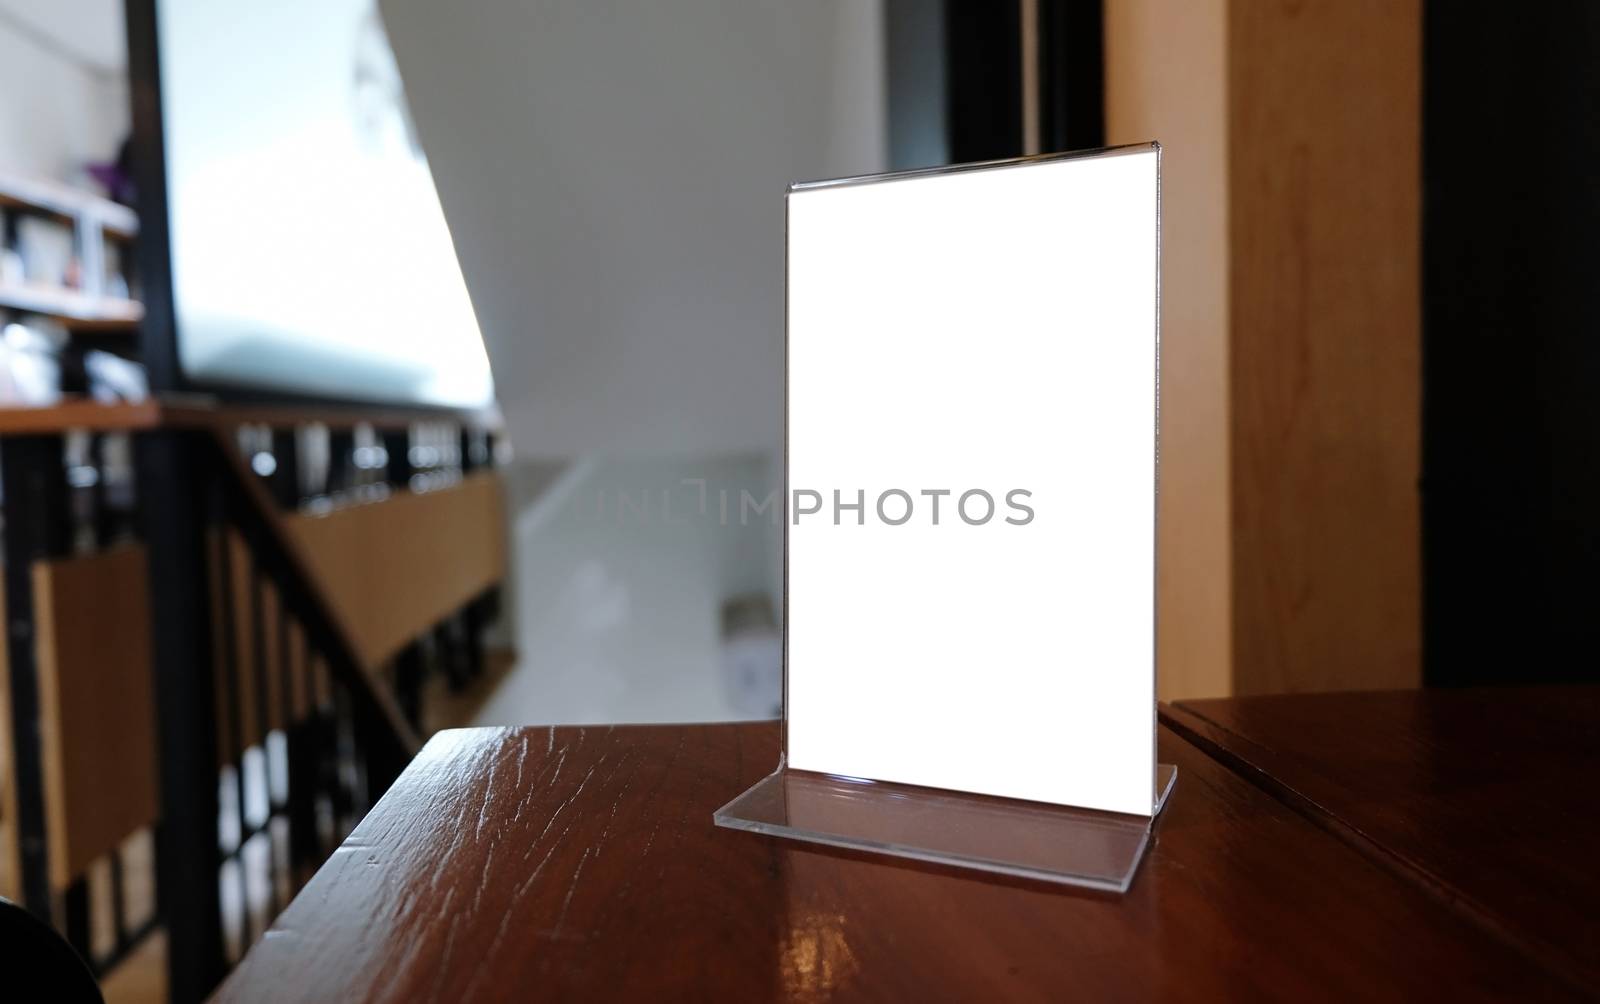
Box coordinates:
[1107,0,1420,698]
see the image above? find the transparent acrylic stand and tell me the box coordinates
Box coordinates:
[722,145,1174,895]
[715,762,1176,893]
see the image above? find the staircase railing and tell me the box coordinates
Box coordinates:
[0,401,504,1002]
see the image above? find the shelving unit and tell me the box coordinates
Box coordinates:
[0,173,138,239]
[0,171,142,334]
[0,284,143,332]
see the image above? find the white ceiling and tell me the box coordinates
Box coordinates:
[381,0,888,457]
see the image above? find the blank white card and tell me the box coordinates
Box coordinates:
[785,146,1159,816]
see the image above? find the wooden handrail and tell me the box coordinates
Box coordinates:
[0,396,503,757]
[0,399,162,434]
[163,398,504,433]
[0,396,503,436]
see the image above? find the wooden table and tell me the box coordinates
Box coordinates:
[214,693,1591,1002]
[1165,687,1600,997]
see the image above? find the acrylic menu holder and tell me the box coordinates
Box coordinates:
[717,764,1177,892]
[715,144,1173,893]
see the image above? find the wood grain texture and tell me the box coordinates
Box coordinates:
[1107,0,1422,699]
[284,471,506,671]
[215,722,1573,1002]
[1166,687,1600,996]
[1228,0,1421,694]
[31,545,159,888]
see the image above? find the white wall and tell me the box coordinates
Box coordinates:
[477,454,781,725]
[0,0,128,181]
[379,0,887,723]
[380,0,888,458]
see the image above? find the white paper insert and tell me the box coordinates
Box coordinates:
[785,148,1159,816]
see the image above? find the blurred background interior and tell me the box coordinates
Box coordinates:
[0,0,1595,1000]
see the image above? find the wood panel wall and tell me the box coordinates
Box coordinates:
[32,545,159,889]
[0,551,160,898]
[285,472,506,672]
[1228,0,1421,694]
[1107,0,1421,698]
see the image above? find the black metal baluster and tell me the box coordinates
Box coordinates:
[331,684,358,830]
[272,589,294,910]
[286,625,319,884]
[464,605,486,683]
[269,427,300,511]
[248,562,282,921]
[208,495,253,953]
[472,586,502,680]
[268,425,313,894]
[351,686,407,810]
[108,849,129,958]
[63,878,91,959]
[88,432,109,549]
[383,426,411,493]
[327,428,354,497]
[136,430,227,1001]
[1,435,69,924]
[457,425,473,477]
[317,655,342,853]
[394,643,424,731]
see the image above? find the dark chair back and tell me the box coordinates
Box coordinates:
[0,897,103,1003]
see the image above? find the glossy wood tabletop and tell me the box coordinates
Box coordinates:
[213,721,1574,1002]
[1164,686,1600,996]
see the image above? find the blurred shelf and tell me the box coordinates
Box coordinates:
[0,284,144,332]
[0,172,138,241]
